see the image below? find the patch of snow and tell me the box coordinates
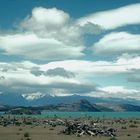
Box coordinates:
[22,92,45,101]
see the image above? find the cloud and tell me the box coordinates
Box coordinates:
[0,60,96,97]
[0,7,86,61]
[30,67,76,78]
[1,5,140,61]
[92,32,140,55]
[30,67,43,76]
[0,5,139,102]
[22,92,45,101]
[20,7,70,31]
[1,56,140,88]
[0,76,5,80]
[77,3,140,30]
[22,89,73,100]
[41,56,140,75]
[46,67,75,78]
[20,7,102,35]
[0,33,84,60]
[79,22,103,34]
[128,75,140,82]
[127,70,140,82]
[48,88,73,97]
[85,86,140,100]
[99,86,138,95]
[0,7,106,61]
[48,82,97,94]
[0,57,140,99]
[0,61,81,95]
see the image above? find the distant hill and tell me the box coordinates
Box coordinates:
[0,92,140,112]
[1,99,140,113]
[52,99,100,112]
[42,100,140,112]
[95,103,140,112]
[0,104,10,111]
[1,93,140,106]
[5,108,41,115]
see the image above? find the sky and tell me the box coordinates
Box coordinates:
[0,0,140,101]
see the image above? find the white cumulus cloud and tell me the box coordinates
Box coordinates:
[85,86,140,100]
[77,3,140,30]
[92,32,140,55]
[0,33,84,60]
[20,7,70,31]
[41,56,140,75]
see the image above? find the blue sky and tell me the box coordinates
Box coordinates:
[1,0,140,28]
[0,0,140,102]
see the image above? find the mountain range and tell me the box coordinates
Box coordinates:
[1,98,140,112]
[0,93,140,107]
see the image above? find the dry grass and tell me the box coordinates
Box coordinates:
[0,118,140,140]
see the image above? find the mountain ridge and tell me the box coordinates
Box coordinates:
[1,99,140,113]
[0,93,140,106]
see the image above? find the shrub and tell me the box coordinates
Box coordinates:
[49,128,54,130]
[15,122,21,126]
[19,128,22,131]
[129,124,138,128]
[24,132,30,137]
[121,126,127,129]
[25,138,31,140]
[24,122,32,125]
[109,137,118,140]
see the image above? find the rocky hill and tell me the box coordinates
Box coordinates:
[1,99,140,114]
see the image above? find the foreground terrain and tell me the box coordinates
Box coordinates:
[0,115,140,140]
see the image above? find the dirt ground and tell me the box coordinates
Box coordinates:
[0,118,140,140]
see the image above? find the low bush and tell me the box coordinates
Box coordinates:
[109,137,118,140]
[24,132,30,137]
[129,124,138,128]
[121,126,127,129]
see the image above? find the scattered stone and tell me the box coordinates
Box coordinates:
[62,122,116,137]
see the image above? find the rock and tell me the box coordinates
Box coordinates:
[62,122,116,137]
[87,130,96,136]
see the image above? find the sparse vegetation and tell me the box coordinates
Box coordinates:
[129,124,138,128]
[19,128,22,131]
[121,126,127,129]
[0,115,139,140]
[25,138,31,140]
[15,122,21,126]
[49,127,54,130]
[109,137,118,140]
[24,132,30,137]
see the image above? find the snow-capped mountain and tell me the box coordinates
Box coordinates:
[0,92,140,106]
[22,92,46,101]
